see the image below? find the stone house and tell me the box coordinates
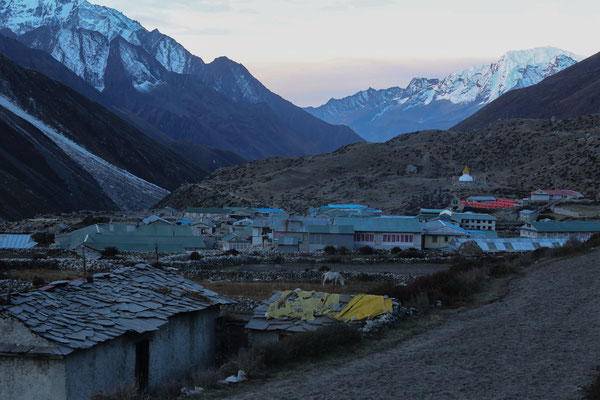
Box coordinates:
[307,224,355,252]
[422,220,470,250]
[520,221,600,240]
[0,265,231,400]
[530,189,584,202]
[335,217,423,250]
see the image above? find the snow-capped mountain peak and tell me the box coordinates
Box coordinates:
[306,47,583,142]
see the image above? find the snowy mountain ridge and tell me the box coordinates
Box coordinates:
[306,47,582,142]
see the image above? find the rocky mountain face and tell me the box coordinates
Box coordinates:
[306,47,581,142]
[454,51,600,131]
[0,0,363,161]
[159,116,600,214]
[0,53,206,220]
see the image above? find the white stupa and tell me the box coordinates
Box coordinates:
[459,165,474,182]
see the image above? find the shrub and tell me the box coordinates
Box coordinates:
[358,245,374,255]
[583,367,600,400]
[587,233,600,248]
[189,251,202,261]
[390,246,402,254]
[31,232,54,247]
[190,368,221,389]
[326,256,342,264]
[101,247,119,258]
[272,255,285,264]
[338,246,348,255]
[223,249,239,256]
[318,265,331,272]
[323,245,337,255]
[395,248,425,259]
[259,324,361,367]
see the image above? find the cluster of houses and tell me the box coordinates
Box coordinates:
[44,201,600,255]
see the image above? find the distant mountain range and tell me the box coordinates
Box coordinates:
[0,0,363,163]
[306,47,582,142]
[454,51,600,131]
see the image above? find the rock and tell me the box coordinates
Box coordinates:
[220,370,246,384]
[458,240,484,256]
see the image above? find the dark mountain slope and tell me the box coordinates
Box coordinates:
[454,52,600,131]
[0,106,118,220]
[0,53,205,191]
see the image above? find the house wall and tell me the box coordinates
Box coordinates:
[458,218,496,231]
[0,315,68,400]
[424,234,467,249]
[248,330,280,348]
[63,307,220,400]
[308,233,354,252]
[520,230,596,240]
[353,232,422,250]
[0,356,67,400]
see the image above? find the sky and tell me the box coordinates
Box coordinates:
[97,0,600,107]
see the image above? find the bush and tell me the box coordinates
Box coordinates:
[326,256,342,264]
[584,367,600,400]
[587,233,600,248]
[338,246,348,255]
[223,249,239,256]
[31,232,54,247]
[394,248,425,259]
[323,245,337,255]
[259,324,361,367]
[189,251,202,261]
[272,255,285,264]
[358,245,374,255]
[318,265,331,272]
[101,247,119,258]
[390,246,402,254]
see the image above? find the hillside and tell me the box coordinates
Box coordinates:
[454,51,600,131]
[159,116,600,214]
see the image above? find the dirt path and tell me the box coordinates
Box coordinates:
[226,250,600,400]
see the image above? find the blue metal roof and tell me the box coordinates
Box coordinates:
[0,234,37,249]
[449,238,568,252]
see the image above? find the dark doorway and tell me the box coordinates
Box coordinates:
[135,339,150,392]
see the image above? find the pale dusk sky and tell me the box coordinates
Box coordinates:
[97,0,599,107]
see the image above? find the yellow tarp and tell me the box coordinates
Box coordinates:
[266,290,341,321]
[333,294,393,322]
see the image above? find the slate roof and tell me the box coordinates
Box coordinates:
[335,217,422,233]
[521,221,600,232]
[142,215,171,225]
[4,265,232,354]
[448,238,568,253]
[531,189,583,197]
[466,196,496,201]
[451,212,497,222]
[0,234,37,249]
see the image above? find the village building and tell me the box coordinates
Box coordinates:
[520,221,600,240]
[448,212,497,231]
[55,223,206,253]
[530,189,584,202]
[306,224,355,252]
[422,220,470,250]
[335,217,423,250]
[0,265,232,400]
[519,209,537,223]
[272,216,330,252]
[221,230,252,251]
[184,208,231,219]
[277,235,300,253]
[466,196,496,204]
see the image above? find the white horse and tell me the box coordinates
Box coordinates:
[322,271,345,286]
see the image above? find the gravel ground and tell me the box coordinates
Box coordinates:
[225,250,600,400]
[238,263,449,276]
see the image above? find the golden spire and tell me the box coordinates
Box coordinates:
[462,165,470,175]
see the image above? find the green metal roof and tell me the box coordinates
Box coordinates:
[335,217,422,233]
[452,213,497,222]
[522,221,600,233]
[56,223,205,252]
[307,224,355,234]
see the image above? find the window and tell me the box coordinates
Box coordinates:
[444,236,449,242]
[432,236,438,243]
